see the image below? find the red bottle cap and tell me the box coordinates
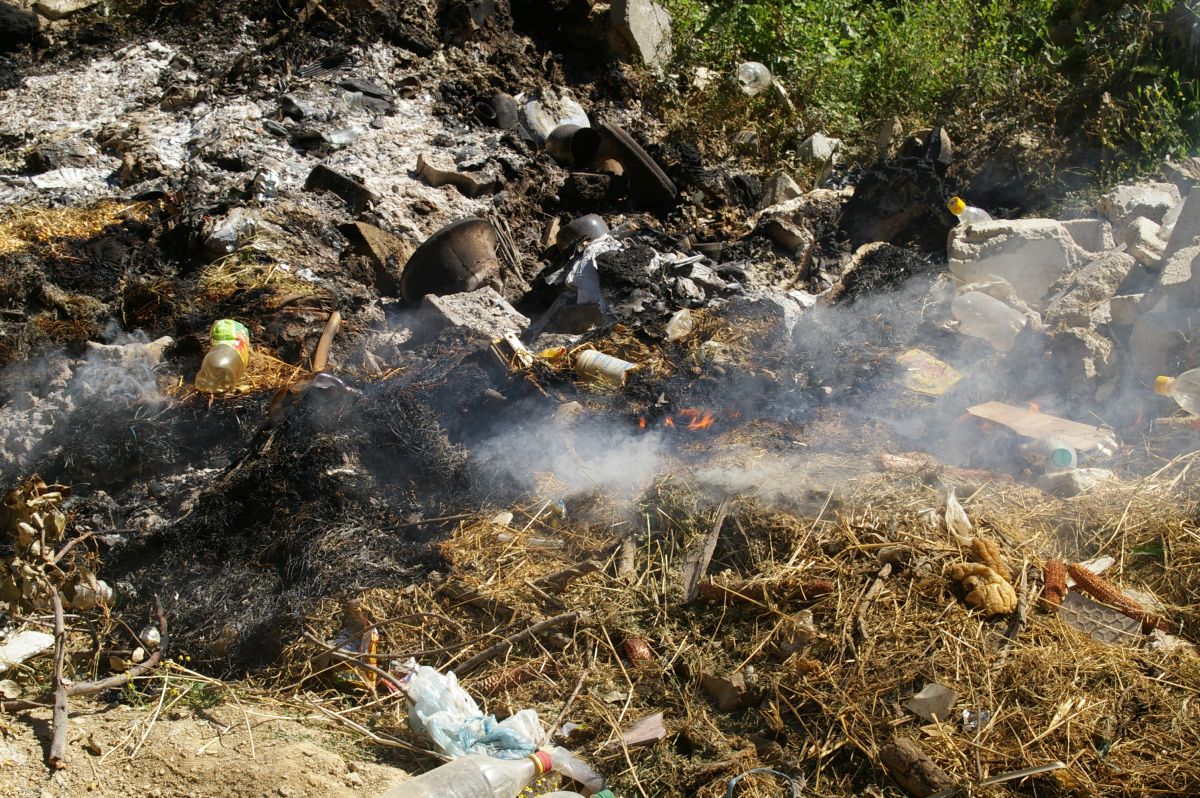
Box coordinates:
[530,750,553,775]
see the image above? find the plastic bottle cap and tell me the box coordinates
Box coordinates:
[947,196,966,215]
[1154,375,1174,396]
[1049,448,1075,469]
[531,750,553,775]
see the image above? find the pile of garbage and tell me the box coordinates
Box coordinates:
[1,1,1200,796]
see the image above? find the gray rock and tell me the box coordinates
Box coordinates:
[1038,467,1117,497]
[24,133,102,174]
[34,0,97,20]
[948,219,1088,307]
[1108,294,1144,326]
[610,0,673,69]
[761,171,803,208]
[1124,217,1166,267]
[418,287,529,341]
[1163,187,1200,259]
[1098,182,1181,227]
[798,132,841,164]
[1148,245,1200,309]
[1060,218,1115,254]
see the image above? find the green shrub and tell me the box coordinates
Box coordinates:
[660,0,1199,184]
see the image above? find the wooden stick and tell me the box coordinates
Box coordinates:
[535,560,601,593]
[856,563,893,642]
[542,646,594,746]
[48,589,68,770]
[311,310,341,372]
[681,499,730,604]
[66,600,167,698]
[454,611,583,676]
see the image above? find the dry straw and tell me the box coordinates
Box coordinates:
[280,454,1200,797]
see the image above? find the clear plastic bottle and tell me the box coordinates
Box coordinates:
[947,196,993,226]
[1155,369,1200,415]
[951,291,1026,352]
[195,319,251,393]
[383,751,551,798]
[735,62,772,96]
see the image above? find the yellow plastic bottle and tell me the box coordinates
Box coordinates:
[1155,369,1200,416]
[195,319,250,393]
[947,196,993,226]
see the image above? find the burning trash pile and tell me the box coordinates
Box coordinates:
[1,1,1200,796]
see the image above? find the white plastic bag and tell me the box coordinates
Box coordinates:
[399,660,544,760]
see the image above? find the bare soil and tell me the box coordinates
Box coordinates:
[1,698,401,798]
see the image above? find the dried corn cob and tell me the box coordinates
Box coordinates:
[474,661,543,695]
[1066,563,1172,633]
[1040,559,1066,608]
[623,636,654,663]
[969,536,1011,582]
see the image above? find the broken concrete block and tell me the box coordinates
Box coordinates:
[1048,326,1114,382]
[1061,218,1115,254]
[610,0,672,69]
[1108,294,1144,326]
[1044,250,1135,329]
[1149,245,1200,309]
[1125,217,1166,267]
[418,287,529,341]
[1164,188,1200,259]
[1130,305,1200,381]
[34,0,97,20]
[798,132,841,164]
[948,219,1087,307]
[1098,182,1181,227]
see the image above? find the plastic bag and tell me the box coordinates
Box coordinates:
[399,660,544,760]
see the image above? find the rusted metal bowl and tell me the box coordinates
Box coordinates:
[556,213,609,252]
[545,124,601,168]
[400,217,500,303]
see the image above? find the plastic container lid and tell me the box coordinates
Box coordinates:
[1049,447,1076,469]
[947,196,966,215]
[531,750,554,775]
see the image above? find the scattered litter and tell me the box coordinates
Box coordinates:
[966,402,1118,454]
[0,631,55,673]
[906,683,958,723]
[896,348,962,396]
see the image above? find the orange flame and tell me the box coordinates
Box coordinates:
[663,417,676,429]
[638,417,647,430]
[677,408,716,431]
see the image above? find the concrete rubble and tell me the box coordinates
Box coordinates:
[610,0,673,69]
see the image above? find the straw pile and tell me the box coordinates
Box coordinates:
[283,449,1200,797]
